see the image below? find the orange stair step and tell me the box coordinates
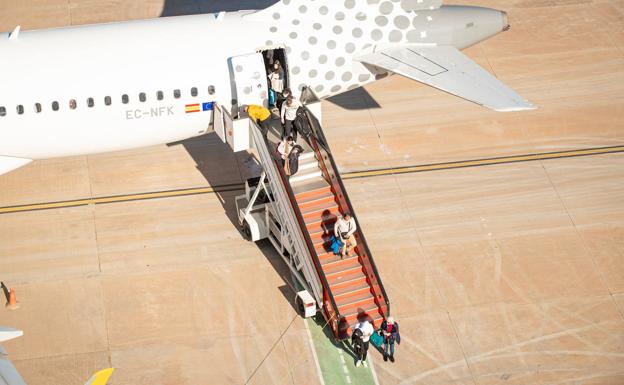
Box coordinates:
[327,269,367,289]
[302,204,340,221]
[339,298,377,316]
[314,241,332,254]
[305,215,338,228]
[320,254,357,268]
[306,222,335,236]
[324,259,363,279]
[332,280,371,298]
[342,306,383,324]
[309,230,331,243]
[294,184,332,201]
[297,191,336,210]
[336,291,375,310]
[341,302,380,322]
[317,251,338,262]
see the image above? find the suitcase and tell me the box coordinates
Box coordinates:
[370,331,383,348]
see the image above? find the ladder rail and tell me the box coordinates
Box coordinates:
[248,120,338,321]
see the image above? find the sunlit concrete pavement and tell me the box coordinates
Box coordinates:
[0,1,623,385]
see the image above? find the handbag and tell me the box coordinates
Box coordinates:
[370,331,383,348]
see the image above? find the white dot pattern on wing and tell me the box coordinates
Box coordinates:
[263,0,439,97]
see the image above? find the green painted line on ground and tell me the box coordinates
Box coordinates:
[291,273,377,385]
[306,314,377,385]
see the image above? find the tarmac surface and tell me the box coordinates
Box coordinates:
[1,1,623,385]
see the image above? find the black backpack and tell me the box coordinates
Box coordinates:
[351,328,364,352]
[294,107,312,138]
[288,145,304,175]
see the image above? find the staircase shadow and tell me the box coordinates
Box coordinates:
[312,312,360,362]
[161,0,279,17]
[174,130,302,313]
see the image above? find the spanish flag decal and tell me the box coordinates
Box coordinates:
[185,103,200,113]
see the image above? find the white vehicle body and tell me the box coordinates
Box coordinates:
[0,0,534,176]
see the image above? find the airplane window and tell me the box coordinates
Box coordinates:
[104,96,112,106]
[87,98,94,108]
[69,99,77,110]
[173,89,181,99]
[208,85,215,95]
[0,107,6,117]
[191,87,198,97]
[34,103,42,113]
[157,91,164,101]
[17,105,24,115]
[52,101,59,111]
[139,92,146,102]
[122,94,129,104]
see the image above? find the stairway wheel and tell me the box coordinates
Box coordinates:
[242,221,252,241]
[295,295,305,317]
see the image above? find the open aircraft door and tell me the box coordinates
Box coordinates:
[228,53,269,115]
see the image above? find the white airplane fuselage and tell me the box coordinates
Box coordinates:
[0,2,510,175]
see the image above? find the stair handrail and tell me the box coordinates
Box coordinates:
[247,119,343,337]
[299,89,391,325]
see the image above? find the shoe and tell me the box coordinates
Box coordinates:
[383,354,388,362]
[389,355,395,363]
[355,360,361,367]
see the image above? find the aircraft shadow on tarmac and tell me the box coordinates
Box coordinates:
[327,87,381,110]
[161,0,279,16]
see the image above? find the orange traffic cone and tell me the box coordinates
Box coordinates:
[6,288,19,310]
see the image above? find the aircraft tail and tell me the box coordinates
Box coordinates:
[84,368,115,385]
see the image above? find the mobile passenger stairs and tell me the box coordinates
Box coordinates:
[213,88,390,339]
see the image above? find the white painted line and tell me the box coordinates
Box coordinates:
[342,365,349,374]
[303,319,326,385]
[369,356,381,385]
[363,361,368,368]
[340,355,346,364]
[346,375,352,384]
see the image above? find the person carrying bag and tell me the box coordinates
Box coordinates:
[277,136,294,176]
[379,317,400,362]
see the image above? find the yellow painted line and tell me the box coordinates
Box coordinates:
[0,184,244,214]
[342,146,624,179]
[1,146,622,215]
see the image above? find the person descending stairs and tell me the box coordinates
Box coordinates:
[289,150,385,336]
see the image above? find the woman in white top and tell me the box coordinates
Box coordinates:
[277,136,294,175]
[280,95,303,140]
[334,212,357,258]
[268,62,284,108]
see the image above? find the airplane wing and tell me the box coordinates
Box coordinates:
[355,45,535,112]
[0,328,26,385]
[0,359,27,385]
[1,328,113,385]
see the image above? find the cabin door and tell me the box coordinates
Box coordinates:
[228,53,269,117]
